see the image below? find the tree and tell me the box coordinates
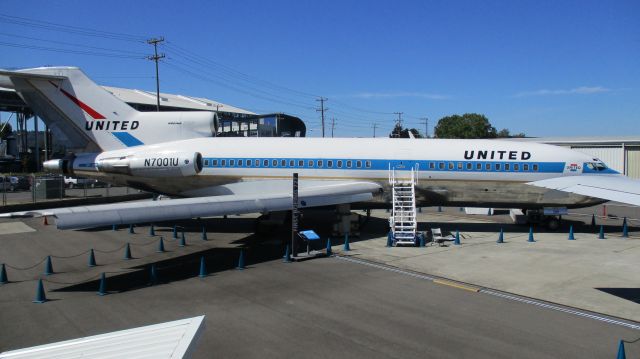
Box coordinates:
[434,113,497,139]
[389,123,422,138]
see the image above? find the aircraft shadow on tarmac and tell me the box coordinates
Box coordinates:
[595,288,640,304]
[52,233,285,294]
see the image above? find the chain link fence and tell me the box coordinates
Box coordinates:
[1,174,146,206]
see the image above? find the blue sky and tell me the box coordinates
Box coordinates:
[1,0,638,137]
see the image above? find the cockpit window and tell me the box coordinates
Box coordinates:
[586,162,608,171]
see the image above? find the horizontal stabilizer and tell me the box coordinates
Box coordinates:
[527,175,640,207]
[2,181,381,229]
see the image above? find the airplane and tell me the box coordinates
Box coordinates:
[0,67,638,234]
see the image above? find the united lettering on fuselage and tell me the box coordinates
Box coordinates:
[85,120,140,131]
[464,150,531,161]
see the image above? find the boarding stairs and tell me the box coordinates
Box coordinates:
[389,165,418,246]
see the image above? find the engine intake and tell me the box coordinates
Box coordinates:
[97,152,203,178]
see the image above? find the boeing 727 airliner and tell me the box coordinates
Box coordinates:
[0,67,638,230]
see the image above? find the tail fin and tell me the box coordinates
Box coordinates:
[0,67,140,151]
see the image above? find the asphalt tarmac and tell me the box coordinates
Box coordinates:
[0,215,638,358]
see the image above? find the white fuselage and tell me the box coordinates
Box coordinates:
[74,137,612,209]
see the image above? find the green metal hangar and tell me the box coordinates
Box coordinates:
[518,137,640,179]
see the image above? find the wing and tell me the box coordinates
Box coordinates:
[1,180,382,229]
[527,175,640,207]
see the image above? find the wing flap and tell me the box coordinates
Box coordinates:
[2,181,381,229]
[527,175,640,207]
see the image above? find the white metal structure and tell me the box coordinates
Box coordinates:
[0,316,205,359]
[389,165,418,245]
[1,66,640,230]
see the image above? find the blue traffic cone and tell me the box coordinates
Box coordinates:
[201,226,207,241]
[326,238,333,256]
[172,225,178,239]
[44,255,54,276]
[453,230,461,245]
[386,231,393,247]
[179,232,186,247]
[497,228,504,243]
[97,272,107,296]
[157,237,165,252]
[149,224,155,237]
[88,249,97,267]
[199,256,208,278]
[236,250,246,270]
[528,227,535,242]
[568,225,575,240]
[112,224,117,231]
[33,279,47,303]
[599,225,605,239]
[622,217,629,238]
[343,233,351,251]
[149,264,158,285]
[0,263,7,284]
[283,244,292,262]
[123,243,132,260]
[616,340,626,359]
[128,224,135,234]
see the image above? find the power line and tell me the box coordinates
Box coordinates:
[0,32,148,56]
[147,37,165,112]
[316,97,328,138]
[331,118,336,138]
[393,112,403,127]
[0,13,147,42]
[418,117,429,138]
[0,41,144,59]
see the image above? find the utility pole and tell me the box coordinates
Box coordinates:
[331,118,336,138]
[393,112,403,127]
[418,117,429,138]
[372,123,378,138]
[147,37,165,112]
[316,97,328,137]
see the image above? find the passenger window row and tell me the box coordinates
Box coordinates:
[203,158,373,169]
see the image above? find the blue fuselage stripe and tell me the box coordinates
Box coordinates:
[201,157,565,174]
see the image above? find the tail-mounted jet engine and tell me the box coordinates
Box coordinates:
[97,152,203,178]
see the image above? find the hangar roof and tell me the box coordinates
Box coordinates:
[0,85,255,115]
